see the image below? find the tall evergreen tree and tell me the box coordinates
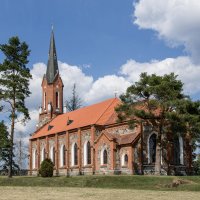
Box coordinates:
[173,99,200,173]
[0,36,31,177]
[116,73,188,175]
[65,84,82,111]
[0,121,10,171]
[0,121,18,173]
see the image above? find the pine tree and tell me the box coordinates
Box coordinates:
[0,121,10,171]
[173,99,200,174]
[0,121,18,174]
[116,73,189,175]
[65,84,82,111]
[0,36,31,177]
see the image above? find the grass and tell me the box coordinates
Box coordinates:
[0,187,200,200]
[0,175,200,191]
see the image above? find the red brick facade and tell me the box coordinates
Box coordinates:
[38,74,64,128]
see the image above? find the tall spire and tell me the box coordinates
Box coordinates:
[46,28,59,84]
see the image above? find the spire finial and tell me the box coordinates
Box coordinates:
[51,24,54,31]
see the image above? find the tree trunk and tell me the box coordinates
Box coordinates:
[8,116,14,178]
[8,98,15,178]
[140,122,144,175]
[155,125,162,175]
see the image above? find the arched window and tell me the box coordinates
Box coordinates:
[32,149,37,169]
[43,92,46,110]
[148,133,156,164]
[60,145,66,167]
[50,146,55,165]
[87,141,91,165]
[174,136,183,165]
[71,143,78,166]
[103,149,108,164]
[121,154,128,166]
[63,145,66,166]
[56,92,59,109]
[124,154,128,166]
[74,143,78,165]
[41,148,46,163]
[84,141,91,166]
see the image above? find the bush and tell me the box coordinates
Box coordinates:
[39,158,54,177]
[193,156,200,175]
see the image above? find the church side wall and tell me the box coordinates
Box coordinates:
[94,134,113,174]
[29,124,192,176]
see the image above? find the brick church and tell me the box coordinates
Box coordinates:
[29,30,192,176]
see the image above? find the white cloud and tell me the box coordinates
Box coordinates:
[26,63,46,109]
[15,109,38,138]
[58,61,93,101]
[120,56,200,97]
[84,75,131,103]
[134,0,200,63]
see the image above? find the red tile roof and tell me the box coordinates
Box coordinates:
[95,130,140,145]
[117,133,140,145]
[31,98,120,139]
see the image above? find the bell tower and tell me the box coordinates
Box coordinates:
[38,28,64,128]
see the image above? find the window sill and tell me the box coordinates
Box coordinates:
[100,164,108,168]
[83,164,92,168]
[70,165,79,169]
[59,166,66,169]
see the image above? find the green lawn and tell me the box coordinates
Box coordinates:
[0,175,200,191]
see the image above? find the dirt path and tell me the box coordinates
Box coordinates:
[0,187,199,200]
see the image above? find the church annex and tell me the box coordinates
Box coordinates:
[29,30,192,176]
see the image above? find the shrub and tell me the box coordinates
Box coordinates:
[39,158,54,177]
[193,155,200,175]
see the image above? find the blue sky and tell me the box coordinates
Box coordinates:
[1,0,200,140]
[0,0,184,79]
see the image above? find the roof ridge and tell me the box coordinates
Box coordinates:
[62,97,116,115]
[95,98,117,125]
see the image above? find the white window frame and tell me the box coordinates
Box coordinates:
[60,144,65,167]
[71,142,77,166]
[41,147,45,163]
[147,132,157,164]
[50,146,55,163]
[121,153,128,166]
[57,91,59,109]
[100,148,107,165]
[84,141,90,166]
[32,149,36,169]
[43,92,46,110]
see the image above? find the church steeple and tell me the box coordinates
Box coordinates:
[46,28,59,84]
[38,28,64,128]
